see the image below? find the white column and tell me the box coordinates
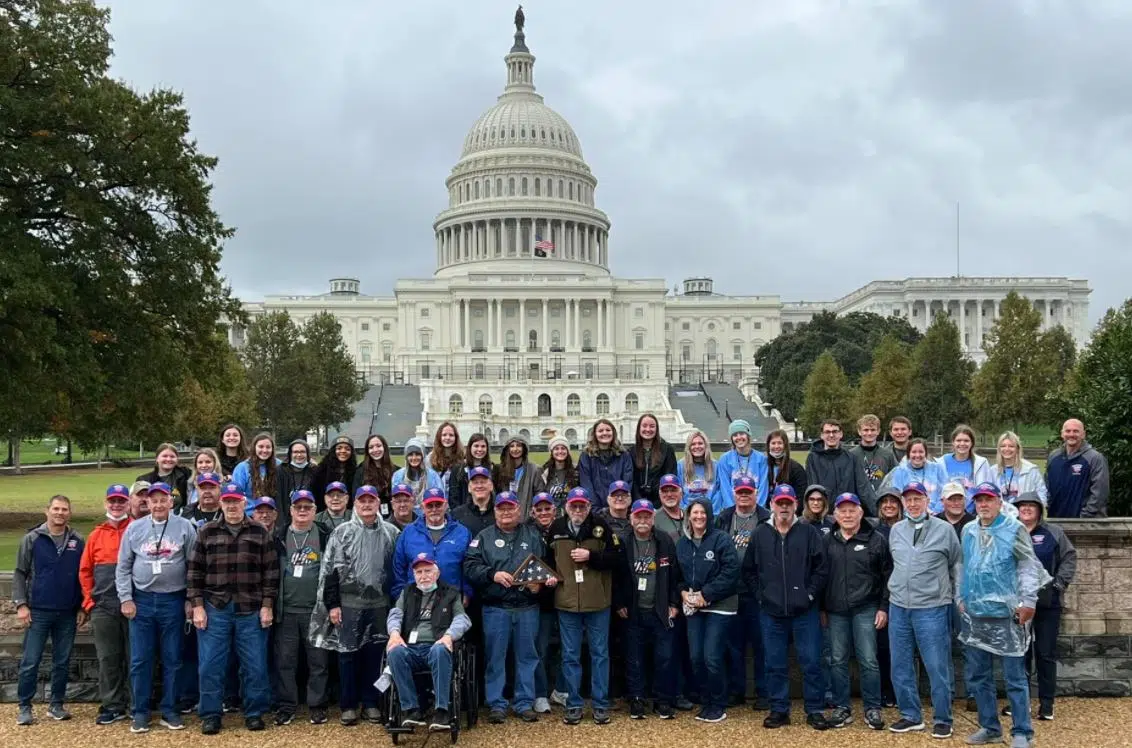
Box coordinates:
[520,299,526,349]
[495,300,502,349]
[607,300,614,348]
[976,300,983,351]
[959,299,967,349]
[542,299,549,350]
[597,299,604,347]
[573,222,580,260]
[486,299,494,348]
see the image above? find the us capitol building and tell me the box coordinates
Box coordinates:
[232,15,1091,446]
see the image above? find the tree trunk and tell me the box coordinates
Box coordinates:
[12,437,22,475]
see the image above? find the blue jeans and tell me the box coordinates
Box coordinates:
[625,609,675,703]
[197,603,271,719]
[558,609,610,710]
[761,607,825,715]
[687,612,730,710]
[387,642,454,711]
[483,606,539,713]
[966,646,1033,738]
[17,608,77,707]
[889,604,952,726]
[129,589,186,719]
[728,596,765,700]
[828,606,882,710]
[535,609,567,697]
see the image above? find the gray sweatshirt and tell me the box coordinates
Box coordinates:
[116,514,198,602]
[887,515,963,610]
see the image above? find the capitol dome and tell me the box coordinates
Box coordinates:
[433,15,611,280]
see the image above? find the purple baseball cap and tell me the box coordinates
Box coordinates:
[148,482,172,496]
[251,496,277,511]
[411,551,438,569]
[494,491,519,507]
[834,492,861,508]
[220,483,244,501]
[972,482,1001,500]
[659,474,680,489]
[195,472,221,487]
[421,488,447,505]
[290,489,316,505]
[630,499,655,515]
[902,481,928,497]
[566,487,591,504]
[468,466,492,481]
[105,484,130,500]
[532,492,554,506]
[354,484,380,500]
[326,481,349,494]
[771,484,797,503]
[608,480,631,496]
[734,476,758,493]
[391,483,414,498]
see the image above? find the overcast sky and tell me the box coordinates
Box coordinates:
[102,0,1127,323]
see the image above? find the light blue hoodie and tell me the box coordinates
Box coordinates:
[676,460,723,512]
[882,458,950,514]
[715,448,769,510]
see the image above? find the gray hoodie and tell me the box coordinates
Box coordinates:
[887,514,963,610]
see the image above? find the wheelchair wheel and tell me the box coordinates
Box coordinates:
[391,733,400,745]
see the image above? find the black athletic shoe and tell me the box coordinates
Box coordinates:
[200,716,222,735]
[563,707,582,725]
[1038,703,1054,721]
[593,708,610,725]
[244,716,265,731]
[488,709,506,724]
[401,709,426,728]
[309,708,328,725]
[763,711,790,729]
[865,708,885,730]
[889,717,926,733]
[274,711,294,726]
[430,709,452,731]
[630,699,646,719]
[931,723,952,739]
[654,702,675,720]
[674,697,695,711]
[518,709,538,723]
[807,712,831,731]
[95,709,128,726]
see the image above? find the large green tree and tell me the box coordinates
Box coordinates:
[971,291,1077,432]
[1,0,239,468]
[171,334,260,446]
[1059,300,1132,516]
[902,314,973,439]
[853,335,914,426]
[298,312,366,434]
[756,311,920,421]
[798,351,854,437]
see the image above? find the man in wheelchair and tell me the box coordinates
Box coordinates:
[386,552,472,731]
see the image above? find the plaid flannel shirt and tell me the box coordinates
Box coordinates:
[187,517,279,613]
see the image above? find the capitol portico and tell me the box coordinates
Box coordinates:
[231,15,1091,445]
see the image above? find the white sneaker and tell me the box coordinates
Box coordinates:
[550,690,568,707]
[534,697,551,714]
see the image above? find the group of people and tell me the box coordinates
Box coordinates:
[10,414,1102,747]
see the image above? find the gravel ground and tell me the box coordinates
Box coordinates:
[2,699,1131,747]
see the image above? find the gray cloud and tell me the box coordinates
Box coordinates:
[102,0,1130,322]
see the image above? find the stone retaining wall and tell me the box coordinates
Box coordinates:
[1,519,1129,702]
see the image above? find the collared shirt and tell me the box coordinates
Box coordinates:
[187,517,280,613]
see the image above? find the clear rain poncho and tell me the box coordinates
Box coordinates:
[309,514,400,653]
[958,512,1052,657]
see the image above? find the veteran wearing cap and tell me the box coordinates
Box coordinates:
[392,487,472,603]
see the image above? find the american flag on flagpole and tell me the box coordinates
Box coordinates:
[534,233,555,257]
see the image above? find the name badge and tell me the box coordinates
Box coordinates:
[293,566,304,578]
[151,561,163,575]
[381,504,389,516]
[637,576,648,591]
[574,569,584,584]
[408,630,419,644]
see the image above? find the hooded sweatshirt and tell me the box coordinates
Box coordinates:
[716,447,769,510]
[277,439,316,515]
[990,459,1047,505]
[675,499,740,614]
[1046,441,1110,518]
[805,439,877,515]
[392,437,444,506]
[80,516,132,612]
[578,447,634,510]
[935,452,994,511]
[882,457,950,515]
[848,442,899,490]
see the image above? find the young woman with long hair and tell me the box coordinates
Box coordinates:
[447,433,494,509]
[311,436,359,510]
[136,443,192,511]
[765,429,807,500]
[186,447,221,507]
[991,431,1047,504]
[577,418,633,510]
[391,438,443,507]
[216,423,250,482]
[632,413,677,504]
[428,422,465,499]
[677,430,720,510]
[233,432,282,514]
[494,435,545,517]
[880,437,949,514]
[540,435,578,508]
[935,424,993,511]
[277,439,316,517]
[355,434,395,515]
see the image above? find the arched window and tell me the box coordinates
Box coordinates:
[538,393,551,417]
[706,338,717,358]
[558,179,564,198]
[596,393,610,415]
[508,394,522,417]
[534,178,541,197]
[569,182,574,200]
[497,427,509,444]
[521,177,528,196]
[505,329,516,349]
[484,179,491,197]
[473,182,479,199]
[473,330,484,350]
[449,395,463,415]
[496,178,503,196]
[508,178,515,196]
[478,394,493,416]
[519,428,531,442]
[565,428,578,444]
[582,329,593,350]
[625,393,639,414]
[567,393,581,416]
[528,329,538,351]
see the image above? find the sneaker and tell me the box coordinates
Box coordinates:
[518,709,538,723]
[430,709,452,731]
[362,707,381,723]
[889,717,926,733]
[96,709,128,725]
[675,696,695,711]
[16,705,34,726]
[340,709,358,726]
[807,712,831,731]
[47,704,71,721]
[654,702,675,719]
[883,695,897,708]
[401,709,426,728]
[177,701,197,715]
[829,707,853,727]
[865,708,885,731]
[932,722,953,739]
[274,711,294,726]
[700,707,727,723]
[200,716,221,735]
[533,697,551,714]
[763,711,790,728]
[1001,704,1012,717]
[244,716,265,731]
[488,709,506,724]
[966,727,1003,744]
[309,708,328,725]
[550,689,568,707]
[1038,703,1054,721]
[629,698,646,719]
[563,707,582,725]
[1010,736,1033,748]
[593,708,610,725]
[130,716,150,733]
[160,714,185,730]
[222,699,240,714]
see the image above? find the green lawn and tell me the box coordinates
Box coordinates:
[8,439,142,467]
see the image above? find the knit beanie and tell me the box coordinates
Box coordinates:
[728,420,752,438]
[548,435,570,453]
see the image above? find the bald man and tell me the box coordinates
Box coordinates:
[1045,419,1109,518]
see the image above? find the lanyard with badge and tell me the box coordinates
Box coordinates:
[290,529,312,577]
[150,520,169,575]
[409,593,439,644]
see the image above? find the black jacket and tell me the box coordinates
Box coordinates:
[621,529,681,623]
[452,501,495,540]
[632,441,678,503]
[767,458,808,500]
[136,465,192,511]
[821,523,891,614]
[463,522,547,609]
[276,462,316,517]
[742,517,828,618]
[804,441,877,516]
